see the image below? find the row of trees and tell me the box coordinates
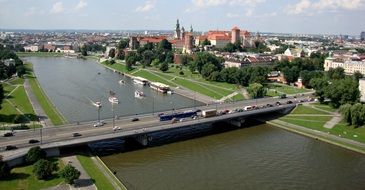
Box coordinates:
[0,146,80,185]
[340,103,365,127]
[222,41,269,53]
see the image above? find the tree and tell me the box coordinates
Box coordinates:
[158,39,172,52]
[327,67,345,80]
[247,83,266,98]
[16,65,26,77]
[151,59,159,67]
[159,62,169,72]
[201,39,211,46]
[33,159,58,180]
[350,103,363,127]
[201,63,217,80]
[340,104,352,125]
[300,70,323,88]
[224,43,236,53]
[108,48,116,58]
[283,66,300,83]
[80,46,87,56]
[26,146,46,164]
[179,55,191,66]
[126,52,138,71]
[324,78,359,108]
[310,77,328,103]
[164,52,174,63]
[60,164,80,184]
[353,71,363,81]
[142,50,154,67]
[0,84,3,109]
[117,39,129,50]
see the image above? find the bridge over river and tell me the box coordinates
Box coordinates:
[0,96,303,166]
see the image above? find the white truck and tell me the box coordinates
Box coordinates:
[202,109,217,118]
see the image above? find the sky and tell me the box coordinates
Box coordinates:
[0,0,364,35]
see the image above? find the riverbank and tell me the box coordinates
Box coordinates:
[17,52,65,57]
[25,63,67,126]
[267,103,365,154]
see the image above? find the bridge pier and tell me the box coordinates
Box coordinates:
[134,134,153,146]
[225,119,246,127]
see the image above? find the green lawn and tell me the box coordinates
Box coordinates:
[0,100,20,123]
[8,86,35,117]
[8,77,25,85]
[280,116,332,131]
[331,121,365,144]
[231,93,245,101]
[312,103,338,112]
[26,64,66,125]
[291,105,331,115]
[267,83,311,95]
[17,52,64,57]
[266,89,280,97]
[134,70,177,87]
[174,77,224,99]
[3,83,16,95]
[77,155,119,190]
[0,159,64,190]
[100,62,134,74]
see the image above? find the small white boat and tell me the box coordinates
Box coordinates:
[93,101,102,108]
[134,90,145,98]
[167,91,173,94]
[109,96,119,104]
[119,80,125,85]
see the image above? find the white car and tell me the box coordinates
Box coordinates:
[93,122,104,127]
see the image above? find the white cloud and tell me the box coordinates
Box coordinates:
[50,2,64,14]
[286,0,365,15]
[245,9,253,16]
[191,0,265,7]
[226,12,240,18]
[75,0,87,10]
[25,6,37,16]
[135,0,155,12]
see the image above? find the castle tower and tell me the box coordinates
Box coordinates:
[231,26,240,44]
[174,19,181,40]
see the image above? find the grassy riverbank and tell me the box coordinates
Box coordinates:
[272,103,365,153]
[17,52,64,57]
[0,77,37,124]
[25,63,66,125]
[77,155,126,190]
[0,158,65,190]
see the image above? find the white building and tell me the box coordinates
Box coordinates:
[359,79,365,102]
[324,53,365,75]
[24,45,41,52]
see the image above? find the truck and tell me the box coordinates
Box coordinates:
[202,109,217,118]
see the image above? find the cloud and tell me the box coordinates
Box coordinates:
[191,0,265,7]
[75,0,87,10]
[245,9,253,16]
[286,0,365,15]
[135,0,155,12]
[50,2,64,14]
[226,12,240,18]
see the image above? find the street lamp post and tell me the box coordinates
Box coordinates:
[152,96,155,115]
[40,128,43,144]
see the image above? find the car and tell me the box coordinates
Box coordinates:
[5,145,17,151]
[158,113,165,117]
[93,122,103,127]
[3,132,13,137]
[287,100,293,104]
[280,94,287,99]
[131,118,139,122]
[195,109,202,112]
[266,104,273,107]
[179,118,184,122]
[28,139,39,144]
[72,133,82,137]
[276,102,282,106]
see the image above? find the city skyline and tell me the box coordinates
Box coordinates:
[0,0,365,35]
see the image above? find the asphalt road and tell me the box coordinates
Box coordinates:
[0,95,313,158]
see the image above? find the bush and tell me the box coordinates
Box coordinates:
[13,114,26,124]
[179,71,184,75]
[159,62,169,72]
[60,164,80,184]
[33,159,58,180]
[26,146,46,164]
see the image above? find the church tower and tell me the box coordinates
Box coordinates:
[174,19,181,40]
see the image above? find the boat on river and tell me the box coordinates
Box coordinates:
[135,90,145,98]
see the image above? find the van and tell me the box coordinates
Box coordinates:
[244,106,252,111]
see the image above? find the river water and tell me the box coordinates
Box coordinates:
[101,124,365,190]
[27,57,365,190]
[26,57,203,123]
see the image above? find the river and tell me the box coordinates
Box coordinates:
[26,57,203,123]
[101,124,365,190]
[27,57,365,190]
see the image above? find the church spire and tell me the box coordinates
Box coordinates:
[190,24,193,33]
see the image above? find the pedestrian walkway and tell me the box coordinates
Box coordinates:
[61,156,97,190]
[24,79,53,127]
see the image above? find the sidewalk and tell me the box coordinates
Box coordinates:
[24,79,53,127]
[61,155,97,190]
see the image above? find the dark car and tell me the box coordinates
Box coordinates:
[131,118,139,122]
[276,102,281,106]
[73,133,82,137]
[287,100,293,104]
[28,139,39,144]
[5,145,17,151]
[195,109,202,112]
[3,132,13,137]
[266,104,273,107]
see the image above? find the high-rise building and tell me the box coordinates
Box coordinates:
[361,31,365,41]
[231,26,240,44]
